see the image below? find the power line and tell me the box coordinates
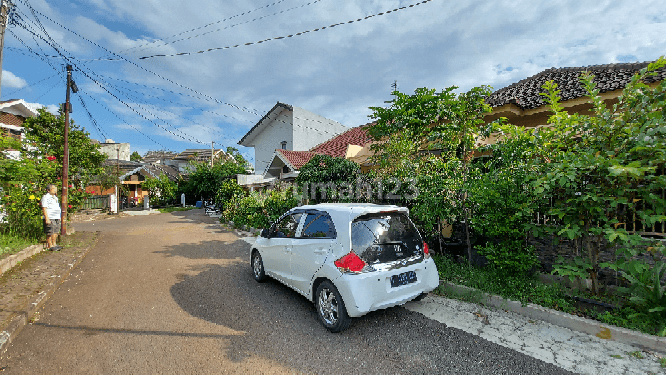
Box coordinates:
[11,3,212,145]
[77,94,107,140]
[23,2,261,116]
[2,71,59,97]
[79,90,167,149]
[139,0,435,60]
[29,75,60,102]
[119,0,292,54]
[128,0,326,54]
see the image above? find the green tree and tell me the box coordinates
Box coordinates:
[225,147,250,169]
[130,151,142,162]
[1,108,106,237]
[533,58,666,296]
[182,160,246,201]
[295,154,361,202]
[142,174,177,206]
[368,86,495,264]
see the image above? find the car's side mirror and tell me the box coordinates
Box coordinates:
[261,229,270,238]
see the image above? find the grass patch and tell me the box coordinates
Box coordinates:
[628,351,644,359]
[157,206,197,213]
[660,357,666,368]
[0,234,38,260]
[610,355,623,359]
[432,254,664,338]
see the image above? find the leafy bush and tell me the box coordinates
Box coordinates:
[221,183,299,229]
[215,179,245,207]
[476,240,539,276]
[143,174,177,206]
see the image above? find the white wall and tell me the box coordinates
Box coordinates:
[252,110,293,175]
[292,106,348,151]
[99,143,130,161]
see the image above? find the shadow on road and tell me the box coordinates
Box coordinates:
[162,234,571,374]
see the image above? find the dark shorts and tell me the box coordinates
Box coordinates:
[44,219,61,236]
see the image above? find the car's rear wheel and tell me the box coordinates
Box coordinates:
[251,251,267,282]
[315,280,351,332]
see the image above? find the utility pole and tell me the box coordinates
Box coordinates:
[211,141,214,167]
[116,146,120,213]
[0,0,13,100]
[60,64,73,236]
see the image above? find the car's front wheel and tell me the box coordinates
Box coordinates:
[315,281,351,332]
[251,251,267,282]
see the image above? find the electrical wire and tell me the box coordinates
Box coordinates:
[139,0,434,59]
[127,0,326,54]
[119,0,292,54]
[21,1,261,116]
[11,5,213,146]
[79,90,167,149]
[2,72,60,97]
[77,94,108,140]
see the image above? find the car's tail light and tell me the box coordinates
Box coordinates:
[423,242,430,259]
[334,251,366,273]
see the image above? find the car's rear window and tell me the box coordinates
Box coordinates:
[351,212,422,264]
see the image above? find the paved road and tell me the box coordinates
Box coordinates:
[1,210,569,374]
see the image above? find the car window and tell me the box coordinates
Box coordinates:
[300,213,336,238]
[274,213,302,238]
[351,212,422,263]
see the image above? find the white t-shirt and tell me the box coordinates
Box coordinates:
[41,193,61,220]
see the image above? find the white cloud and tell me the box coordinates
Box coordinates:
[6,0,665,155]
[2,71,28,89]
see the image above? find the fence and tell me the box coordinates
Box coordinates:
[533,195,666,238]
[82,195,110,210]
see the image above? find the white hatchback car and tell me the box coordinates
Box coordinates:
[250,203,439,332]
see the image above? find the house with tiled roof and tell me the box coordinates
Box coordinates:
[86,159,182,200]
[166,148,233,173]
[350,60,666,168]
[485,61,666,128]
[0,99,38,159]
[261,124,374,180]
[237,102,348,177]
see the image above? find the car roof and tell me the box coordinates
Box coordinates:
[295,203,408,215]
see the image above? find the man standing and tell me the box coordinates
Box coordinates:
[41,184,62,251]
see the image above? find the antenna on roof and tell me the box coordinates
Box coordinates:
[384,80,398,104]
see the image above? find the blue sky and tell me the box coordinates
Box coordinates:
[2,0,665,165]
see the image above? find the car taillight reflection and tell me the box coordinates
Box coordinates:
[334,251,366,273]
[423,242,430,259]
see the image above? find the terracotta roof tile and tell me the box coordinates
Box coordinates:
[487,61,666,110]
[309,124,374,158]
[269,124,375,173]
[276,149,317,169]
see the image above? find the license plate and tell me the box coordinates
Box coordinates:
[390,271,417,288]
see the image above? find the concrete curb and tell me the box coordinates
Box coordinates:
[438,281,666,354]
[0,244,47,276]
[0,233,99,356]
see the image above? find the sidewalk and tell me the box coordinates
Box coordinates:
[0,231,98,355]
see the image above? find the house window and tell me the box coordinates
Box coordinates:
[282,165,289,174]
[281,141,287,149]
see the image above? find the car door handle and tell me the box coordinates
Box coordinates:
[313,249,327,254]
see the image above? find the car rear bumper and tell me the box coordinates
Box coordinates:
[333,258,439,318]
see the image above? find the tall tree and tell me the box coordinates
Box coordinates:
[368,86,495,264]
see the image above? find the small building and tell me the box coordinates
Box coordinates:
[97,139,131,161]
[86,160,181,201]
[261,124,374,181]
[0,99,38,159]
[167,149,232,173]
[238,102,349,177]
